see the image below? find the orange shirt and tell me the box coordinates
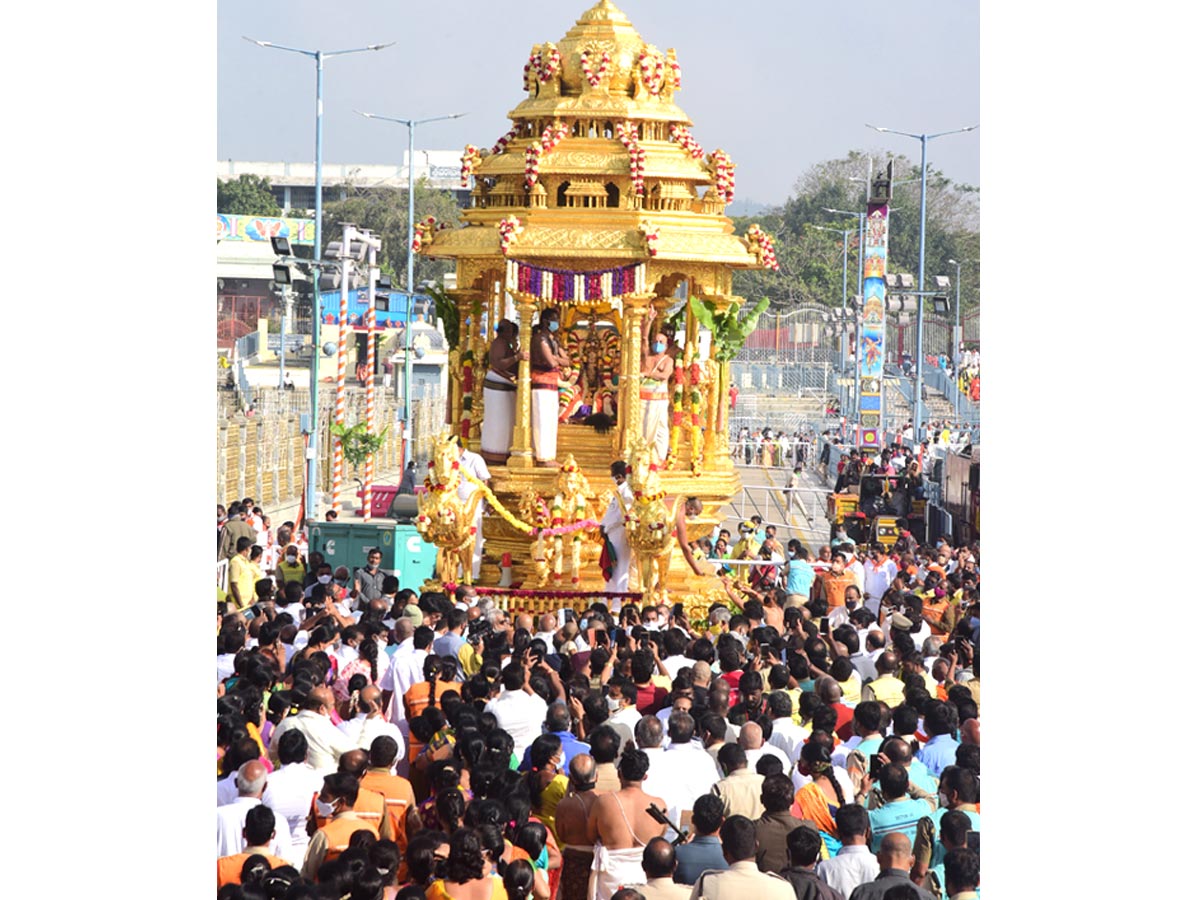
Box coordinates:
[403,679,458,721]
[311,786,393,840]
[819,571,857,608]
[922,599,950,635]
[217,850,289,888]
[361,769,416,878]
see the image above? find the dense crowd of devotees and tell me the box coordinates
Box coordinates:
[217,505,982,900]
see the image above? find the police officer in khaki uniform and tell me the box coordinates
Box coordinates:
[688,815,795,900]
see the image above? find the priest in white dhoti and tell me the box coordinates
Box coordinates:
[599,460,635,606]
[456,439,491,580]
[481,319,524,465]
[640,308,673,465]
[531,307,572,467]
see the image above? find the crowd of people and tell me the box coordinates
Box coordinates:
[216,498,982,900]
[734,429,817,469]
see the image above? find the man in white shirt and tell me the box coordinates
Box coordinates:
[764,692,806,762]
[600,461,635,597]
[739,721,790,772]
[815,804,879,897]
[862,544,898,616]
[635,715,686,829]
[532,613,560,651]
[216,760,292,861]
[483,661,549,760]
[261,730,324,867]
[268,687,357,775]
[661,712,723,817]
[457,441,491,580]
[381,623,432,724]
[338,685,406,752]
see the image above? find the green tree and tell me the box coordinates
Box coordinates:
[731,150,980,312]
[217,174,281,216]
[320,179,461,291]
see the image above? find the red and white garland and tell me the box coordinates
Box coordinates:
[525,120,569,188]
[491,127,518,156]
[638,48,666,95]
[497,216,523,256]
[411,215,444,253]
[668,56,682,91]
[460,144,482,186]
[669,123,705,159]
[638,222,661,257]
[615,121,647,196]
[539,46,562,82]
[746,224,780,271]
[708,149,736,204]
[580,50,612,88]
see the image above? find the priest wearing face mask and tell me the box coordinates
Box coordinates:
[530,306,572,467]
[640,308,674,465]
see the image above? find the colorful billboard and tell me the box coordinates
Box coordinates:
[216,214,315,245]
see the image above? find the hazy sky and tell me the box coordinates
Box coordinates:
[218,0,979,207]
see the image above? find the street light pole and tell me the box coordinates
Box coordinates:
[245,36,393,524]
[809,225,853,375]
[357,110,466,468]
[866,123,977,442]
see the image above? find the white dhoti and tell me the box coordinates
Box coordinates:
[481,371,516,460]
[532,385,559,462]
[588,844,646,900]
[640,387,669,463]
[601,485,634,603]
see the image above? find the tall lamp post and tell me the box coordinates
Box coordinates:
[946,257,975,420]
[357,110,467,468]
[866,123,978,442]
[245,36,393,524]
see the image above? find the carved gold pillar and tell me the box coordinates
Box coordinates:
[620,293,653,457]
[449,289,486,450]
[508,291,537,468]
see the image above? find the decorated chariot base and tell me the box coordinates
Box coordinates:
[414,1,780,617]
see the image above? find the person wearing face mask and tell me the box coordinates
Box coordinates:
[276,544,307,588]
[353,548,386,605]
[640,308,674,464]
[600,461,635,599]
[530,307,572,467]
[300,772,379,880]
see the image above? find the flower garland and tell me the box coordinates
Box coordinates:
[539,46,561,83]
[633,488,666,503]
[746,223,780,271]
[491,126,518,156]
[411,215,439,252]
[667,354,685,468]
[580,50,611,88]
[523,50,541,92]
[460,144,482,187]
[638,222,660,257]
[524,120,569,188]
[668,56,682,91]
[615,121,646,196]
[497,216,523,256]
[457,468,600,538]
[709,150,736,204]
[638,48,666,95]
[460,350,475,440]
[668,123,705,159]
[688,353,704,472]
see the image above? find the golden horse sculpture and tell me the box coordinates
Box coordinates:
[415,432,485,586]
[619,436,678,602]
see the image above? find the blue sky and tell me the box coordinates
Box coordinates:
[217,0,980,207]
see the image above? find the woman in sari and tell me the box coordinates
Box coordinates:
[791,741,848,856]
[425,827,506,900]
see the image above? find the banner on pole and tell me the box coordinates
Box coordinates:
[858,162,892,449]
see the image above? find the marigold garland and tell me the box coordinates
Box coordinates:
[457,469,600,538]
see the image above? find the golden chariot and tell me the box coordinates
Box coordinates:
[414,0,779,615]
